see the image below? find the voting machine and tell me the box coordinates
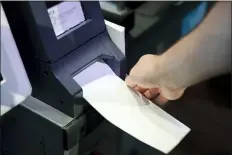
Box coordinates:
[1,2,125,155]
[2,1,126,118]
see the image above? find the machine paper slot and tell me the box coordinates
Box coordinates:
[73,61,190,154]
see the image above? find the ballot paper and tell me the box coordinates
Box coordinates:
[73,61,190,154]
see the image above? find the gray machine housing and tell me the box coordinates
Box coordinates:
[1,97,122,155]
[1,97,83,155]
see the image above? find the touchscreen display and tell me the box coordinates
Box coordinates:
[47,1,85,37]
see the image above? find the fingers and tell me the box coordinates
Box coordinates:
[125,73,172,106]
[135,86,169,105]
[143,87,169,105]
[152,95,169,105]
[135,85,148,93]
[143,88,159,99]
[125,75,137,88]
[125,75,156,89]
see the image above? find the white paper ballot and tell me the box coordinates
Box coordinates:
[74,62,190,154]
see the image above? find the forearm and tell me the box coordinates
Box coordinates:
[160,2,231,89]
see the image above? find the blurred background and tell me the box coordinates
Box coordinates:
[100,1,214,70]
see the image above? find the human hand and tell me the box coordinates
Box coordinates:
[125,54,186,105]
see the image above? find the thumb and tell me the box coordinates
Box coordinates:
[159,87,186,100]
[125,75,157,88]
